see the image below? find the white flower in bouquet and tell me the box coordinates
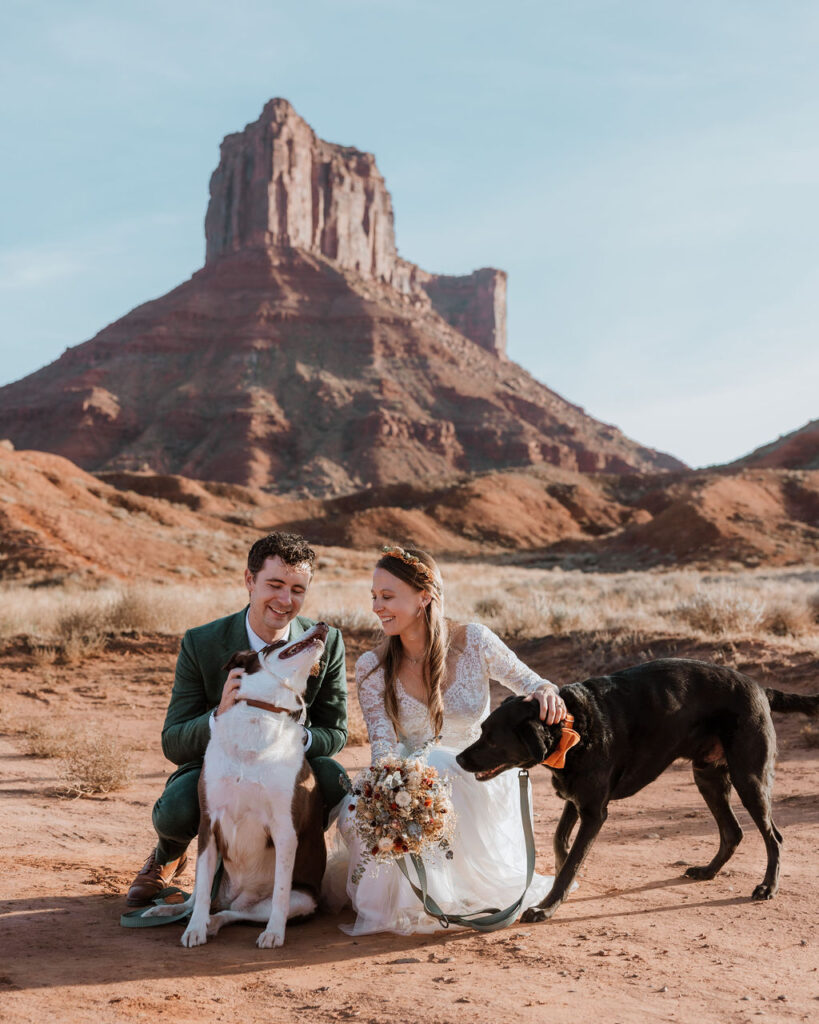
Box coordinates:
[342,756,456,880]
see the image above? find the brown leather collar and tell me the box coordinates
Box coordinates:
[541,713,581,770]
[236,697,300,720]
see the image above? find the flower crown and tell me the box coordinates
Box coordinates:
[381,545,440,593]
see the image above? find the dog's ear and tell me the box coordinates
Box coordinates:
[222,649,259,673]
[522,718,549,763]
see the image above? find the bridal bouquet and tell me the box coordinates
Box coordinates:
[343,757,455,880]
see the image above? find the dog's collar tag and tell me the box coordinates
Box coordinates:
[541,713,580,770]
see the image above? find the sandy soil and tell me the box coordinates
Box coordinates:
[1,632,817,1024]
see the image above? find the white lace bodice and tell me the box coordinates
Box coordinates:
[355,622,554,760]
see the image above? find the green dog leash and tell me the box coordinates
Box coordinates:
[395,769,537,933]
[120,860,223,929]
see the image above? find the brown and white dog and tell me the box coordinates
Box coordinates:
[146,622,328,948]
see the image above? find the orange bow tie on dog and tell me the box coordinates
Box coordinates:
[541,713,580,769]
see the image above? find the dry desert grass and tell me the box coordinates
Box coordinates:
[1,565,816,651]
[0,581,247,645]
[310,562,819,650]
[13,718,134,797]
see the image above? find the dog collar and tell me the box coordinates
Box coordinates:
[236,697,301,720]
[541,713,580,770]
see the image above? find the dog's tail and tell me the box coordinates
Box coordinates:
[765,689,819,716]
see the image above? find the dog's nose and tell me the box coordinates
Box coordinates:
[314,621,330,640]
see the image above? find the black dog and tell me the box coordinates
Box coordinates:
[456,658,819,922]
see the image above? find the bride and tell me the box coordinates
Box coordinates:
[335,544,567,935]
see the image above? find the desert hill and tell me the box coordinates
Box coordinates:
[0,99,683,495]
[1,444,815,584]
[725,418,819,471]
[0,443,253,583]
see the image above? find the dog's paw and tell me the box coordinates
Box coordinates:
[684,865,716,881]
[142,899,191,918]
[257,928,285,949]
[751,883,777,901]
[181,922,209,947]
[142,904,171,918]
[521,906,555,924]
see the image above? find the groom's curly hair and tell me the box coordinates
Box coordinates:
[247,532,316,576]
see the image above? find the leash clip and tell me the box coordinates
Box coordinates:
[518,768,530,779]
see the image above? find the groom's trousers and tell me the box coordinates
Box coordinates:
[152,756,348,863]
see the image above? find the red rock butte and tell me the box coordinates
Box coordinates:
[206,98,507,358]
[0,99,685,495]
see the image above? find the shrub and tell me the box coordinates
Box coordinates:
[58,733,134,797]
[60,631,107,664]
[19,721,71,758]
[56,607,102,641]
[314,606,380,636]
[675,587,766,636]
[760,601,815,638]
[30,645,58,668]
[473,597,504,617]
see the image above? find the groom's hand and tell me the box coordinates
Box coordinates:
[216,668,244,717]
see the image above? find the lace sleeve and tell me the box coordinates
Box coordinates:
[473,623,557,696]
[356,652,400,761]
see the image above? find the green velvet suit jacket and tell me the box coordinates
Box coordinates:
[161,609,347,766]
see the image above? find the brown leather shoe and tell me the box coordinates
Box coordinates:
[126,850,188,906]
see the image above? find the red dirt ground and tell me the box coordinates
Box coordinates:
[1,632,817,1024]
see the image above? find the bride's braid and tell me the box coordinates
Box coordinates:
[375,546,448,741]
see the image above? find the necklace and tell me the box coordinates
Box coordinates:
[402,650,423,665]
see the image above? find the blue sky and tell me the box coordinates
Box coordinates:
[2,0,818,467]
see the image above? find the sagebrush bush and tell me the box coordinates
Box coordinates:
[29,645,58,668]
[760,600,815,638]
[19,720,71,758]
[56,607,102,641]
[674,587,766,636]
[313,605,380,638]
[58,733,134,797]
[61,631,107,663]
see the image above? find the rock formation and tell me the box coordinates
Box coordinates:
[0,100,685,494]
[3,443,815,584]
[205,98,506,356]
[724,418,819,471]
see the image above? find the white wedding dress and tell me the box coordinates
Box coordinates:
[336,622,555,935]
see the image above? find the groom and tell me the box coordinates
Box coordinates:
[126,531,348,906]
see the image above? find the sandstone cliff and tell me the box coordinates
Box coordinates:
[205,98,507,357]
[0,100,685,494]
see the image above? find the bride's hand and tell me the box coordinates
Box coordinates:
[524,685,566,725]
